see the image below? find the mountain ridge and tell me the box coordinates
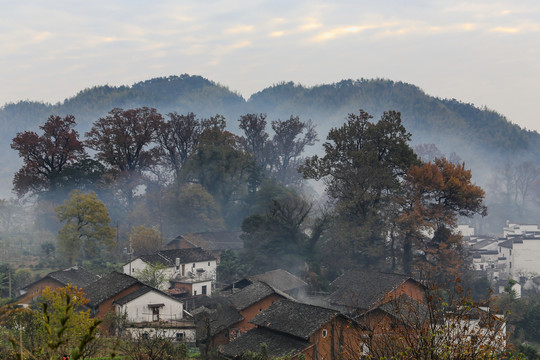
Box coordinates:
[1,74,537,200]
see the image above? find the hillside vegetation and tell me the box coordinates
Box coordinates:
[1,74,539,231]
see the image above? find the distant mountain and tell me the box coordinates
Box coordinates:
[1,74,538,231]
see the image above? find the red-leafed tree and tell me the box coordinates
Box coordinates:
[156,112,208,182]
[11,115,85,196]
[85,107,164,205]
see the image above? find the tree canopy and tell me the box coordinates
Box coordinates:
[11,115,85,196]
[55,190,116,265]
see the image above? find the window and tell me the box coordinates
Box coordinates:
[510,261,512,268]
[202,285,207,295]
[176,332,184,341]
[194,290,197,295]
[322,329,328,338]
[142,332,149,340]
[208,261,211,266]
[192,263,196,268]
[152,307,160,322]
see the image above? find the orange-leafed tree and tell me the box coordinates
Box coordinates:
[400,158,487,278]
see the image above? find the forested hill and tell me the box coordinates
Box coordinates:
[1,74,538,197]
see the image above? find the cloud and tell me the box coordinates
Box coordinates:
[226,25,254,34]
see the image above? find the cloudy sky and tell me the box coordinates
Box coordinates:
[1,1,539,131]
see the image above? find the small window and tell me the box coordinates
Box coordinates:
[208,261,211,266]
[322,329,328,338]
[510,262,512,268]
[194,290,197,295]
[193,263,196,268]
[202,285,207,295]
[176,332,184,341]
[142,332,149,340]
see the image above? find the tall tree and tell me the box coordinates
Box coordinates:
[184,117,255,226]
[55,190,116,265]
[241,194,321,274]
[156,112,207,182]
[85,107,163,205]
[11,115,85,196]
[401,158,487,278]
[129,225,163,255]
[238,113,270,166]
[300,110,418,270]
[270,116,317,184]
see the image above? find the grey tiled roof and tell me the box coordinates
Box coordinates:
[228,281,291,311]
[328,270,421,311]
[250,269,307,293]
[194,298,244,337]
[250,299,339,340]
[499,239,514,249]
[365,295,429,326]
[219,327,312,359]
[84,271,141,308]
[113,286,151,305]
[22,266,99,291]
[222,269,307,294]
[177,231,244,251]
[113,285,182,306]
[137,247,217,267]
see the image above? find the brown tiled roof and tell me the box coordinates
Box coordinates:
[250,299,339,340]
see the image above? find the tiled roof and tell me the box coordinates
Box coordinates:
[22,266,99,291]
[250,269,307,293]
[222,269,307,293]
[137,247,217,267]
[219,327,312,359]
[328,270,421,311]
[113,285,181,307]
[364,295,429,326]
[499,239,514,249]
[228,281,290,311]
[84,271,141,308]
[113,286,153,305]
[250,299,339,340]
[178,231,244,251]
[194,298,244,337]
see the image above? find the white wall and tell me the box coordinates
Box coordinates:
[512,240,540,279]
[191,280,212,296]
[116,290,183,323]
[126,327,196,344]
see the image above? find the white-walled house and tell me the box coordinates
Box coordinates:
[503,222,540,238]
[114,285,196,344]
[123,247,217,295]
[497,237,540,280]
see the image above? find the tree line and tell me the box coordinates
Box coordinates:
[9,107,487,286]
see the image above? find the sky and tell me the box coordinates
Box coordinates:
[1,1,539,131]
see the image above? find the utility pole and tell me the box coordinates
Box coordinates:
[8,267,12,298]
